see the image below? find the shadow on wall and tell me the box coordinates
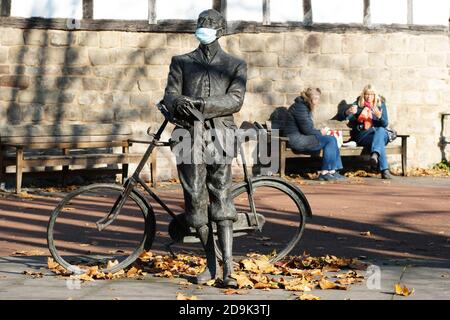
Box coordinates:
[1,22,177,186]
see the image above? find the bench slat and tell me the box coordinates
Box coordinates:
[3,153,143,167]
[0,123,132,137]
[1,140,130,150]
[1,135,134,147]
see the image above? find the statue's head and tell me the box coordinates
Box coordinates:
[195,9,226,45]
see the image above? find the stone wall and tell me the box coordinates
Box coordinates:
[0,27,449,180]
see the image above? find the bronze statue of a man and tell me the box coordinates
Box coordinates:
[163,9,247,287]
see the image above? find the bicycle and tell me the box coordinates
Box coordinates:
[47,102,313,275]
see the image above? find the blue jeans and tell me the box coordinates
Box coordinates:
[355,127,389,171]
[310,135,343,171]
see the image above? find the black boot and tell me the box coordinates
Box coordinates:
[217,220,237,288]
[370,152,379,169]
[381,169,392,179]
[194,224,217,284]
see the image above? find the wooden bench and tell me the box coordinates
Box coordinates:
[0,124,157,194]
[274,125,409,177]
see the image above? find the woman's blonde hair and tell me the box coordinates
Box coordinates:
[300,87,321,111]
[358,84,382,107]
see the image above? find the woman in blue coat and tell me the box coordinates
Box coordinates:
[284,88,345,181]
[338,84,392,179]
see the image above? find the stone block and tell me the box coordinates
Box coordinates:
[109,78,137,91]
[1,28,24,46]
[100,32,121,48]
[23,29,48,46]
[140,34,166,48]
[49,30,76,46]
[248,52,278,67]
[111,91,130,108]
[111,48,145,65]
[62,66,91,76]
[19,90,75,104]
[56,76,83,90]
[0,75,30,89]
[6,102,21,124]
[137,79,160,92]
[8,47,42,66]
[321,34,342,54]
[65,48,89,65]
[45,48,67,65]
[427,53,447,67]
[274,80,302,93]
[304,33,322,53]
[82,78,108,90]
[0,65,9,74]
[282,69,300,80]
[265,34,284,52]
[385,54,406,67]
[78,31,99,47]
[342,34,365,54]
[425,36,448,52]
[81,105,115,122]
[284,34,304,53]
[0,47,7,63]
[239,34,265,52]
[364,35,388,53]
[278,55,306,68]
[248,79,272,93]
[29,76,58,90]
[21,103,45,122]
[349,54,369,68]
[131,93,151,108]
[115,107,140,121]
[409,37,424,52]
[93,66,125,78]
[43,104,82,122]
[247,66,260,80]
[78,91,99,106]
[145,48,174,65]
[368,54,385,67]
[261,93,285,105]
[260,68,283,80]
[121,32,141,47]
[166,34,181,48]
[388,34,409,52]
[88,48,110,66]
[0,87,19,101]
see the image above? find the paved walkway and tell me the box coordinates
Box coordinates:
[0,176,449,299]
[0,256,449,300]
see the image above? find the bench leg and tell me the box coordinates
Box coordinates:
[401,137,407,176]
[62,148,69,186]
[0,147,4,186]
[122,146,129,184]
[15,147,23,194]
[279,140,286,177]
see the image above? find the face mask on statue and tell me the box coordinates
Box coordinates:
[195,28,217,45]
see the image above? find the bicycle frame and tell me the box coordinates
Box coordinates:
[96,102,261,234]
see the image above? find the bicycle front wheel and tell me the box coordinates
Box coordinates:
[219,177,309,263]
[47,183,155,274]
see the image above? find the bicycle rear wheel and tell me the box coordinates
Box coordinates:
[47,183,155,274]
[216,177,309,263]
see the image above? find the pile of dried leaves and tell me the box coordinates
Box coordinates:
[47,251,368,300]
[403,167,450,177]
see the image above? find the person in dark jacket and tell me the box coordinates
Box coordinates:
[163,9,247,287]
[284,88,345,181]
[337,84,392,179]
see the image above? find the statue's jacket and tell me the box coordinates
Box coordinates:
[164,45,247,158]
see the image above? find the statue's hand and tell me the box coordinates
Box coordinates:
[177,96,205,111]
